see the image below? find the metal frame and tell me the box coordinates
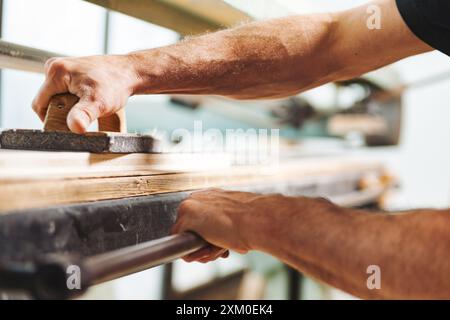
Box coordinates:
[0,0,250,75]
[84,0,251,35]
[0,40,61,74]
[103,9,110,54]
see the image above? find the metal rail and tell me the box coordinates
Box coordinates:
[84,0,251,35]
[84,232,206,285]
[0,232,206,299]
[0,40,61,73]
[0,0,252,73]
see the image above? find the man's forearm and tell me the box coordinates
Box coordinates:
[127,0,430,100]
[32,0,432,132]
[127,13,337,99]
[248,198,450,299]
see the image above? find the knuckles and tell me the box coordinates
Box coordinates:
[45,57,69,79]
[44,57,58,70]
[177,200,194,215]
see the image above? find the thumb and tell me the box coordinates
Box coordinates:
[67,98,103,134]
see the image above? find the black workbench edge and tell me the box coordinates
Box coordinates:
[0,172,366,262]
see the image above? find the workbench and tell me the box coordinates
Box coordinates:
[0,148,389,298]
[0,0,394,300]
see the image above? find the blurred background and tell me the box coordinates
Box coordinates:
[1,0,450,299]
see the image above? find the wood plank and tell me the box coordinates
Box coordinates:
[0,158,384,212]
[0,150,232,180]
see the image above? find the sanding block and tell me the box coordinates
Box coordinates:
[0,93,160,153]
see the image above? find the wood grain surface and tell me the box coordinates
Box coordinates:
[0,150,233,180]
[0,153,384,212]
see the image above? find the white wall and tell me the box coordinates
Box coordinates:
[387,52,450,209]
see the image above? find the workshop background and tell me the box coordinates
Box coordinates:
[1,0,449,299]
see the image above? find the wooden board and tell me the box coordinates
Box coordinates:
[0,153,385,212]
[0,150,232,180]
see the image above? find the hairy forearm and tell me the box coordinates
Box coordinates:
[126,0,430,100]
[32,1,434,133]
[248,197,450,299]
[173,190,449,299]
[128,14,336,99]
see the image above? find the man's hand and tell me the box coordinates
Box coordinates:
[171,189,304,263]
[172,188,450,299]
[172,189,256,263]
[32,55,138,133]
